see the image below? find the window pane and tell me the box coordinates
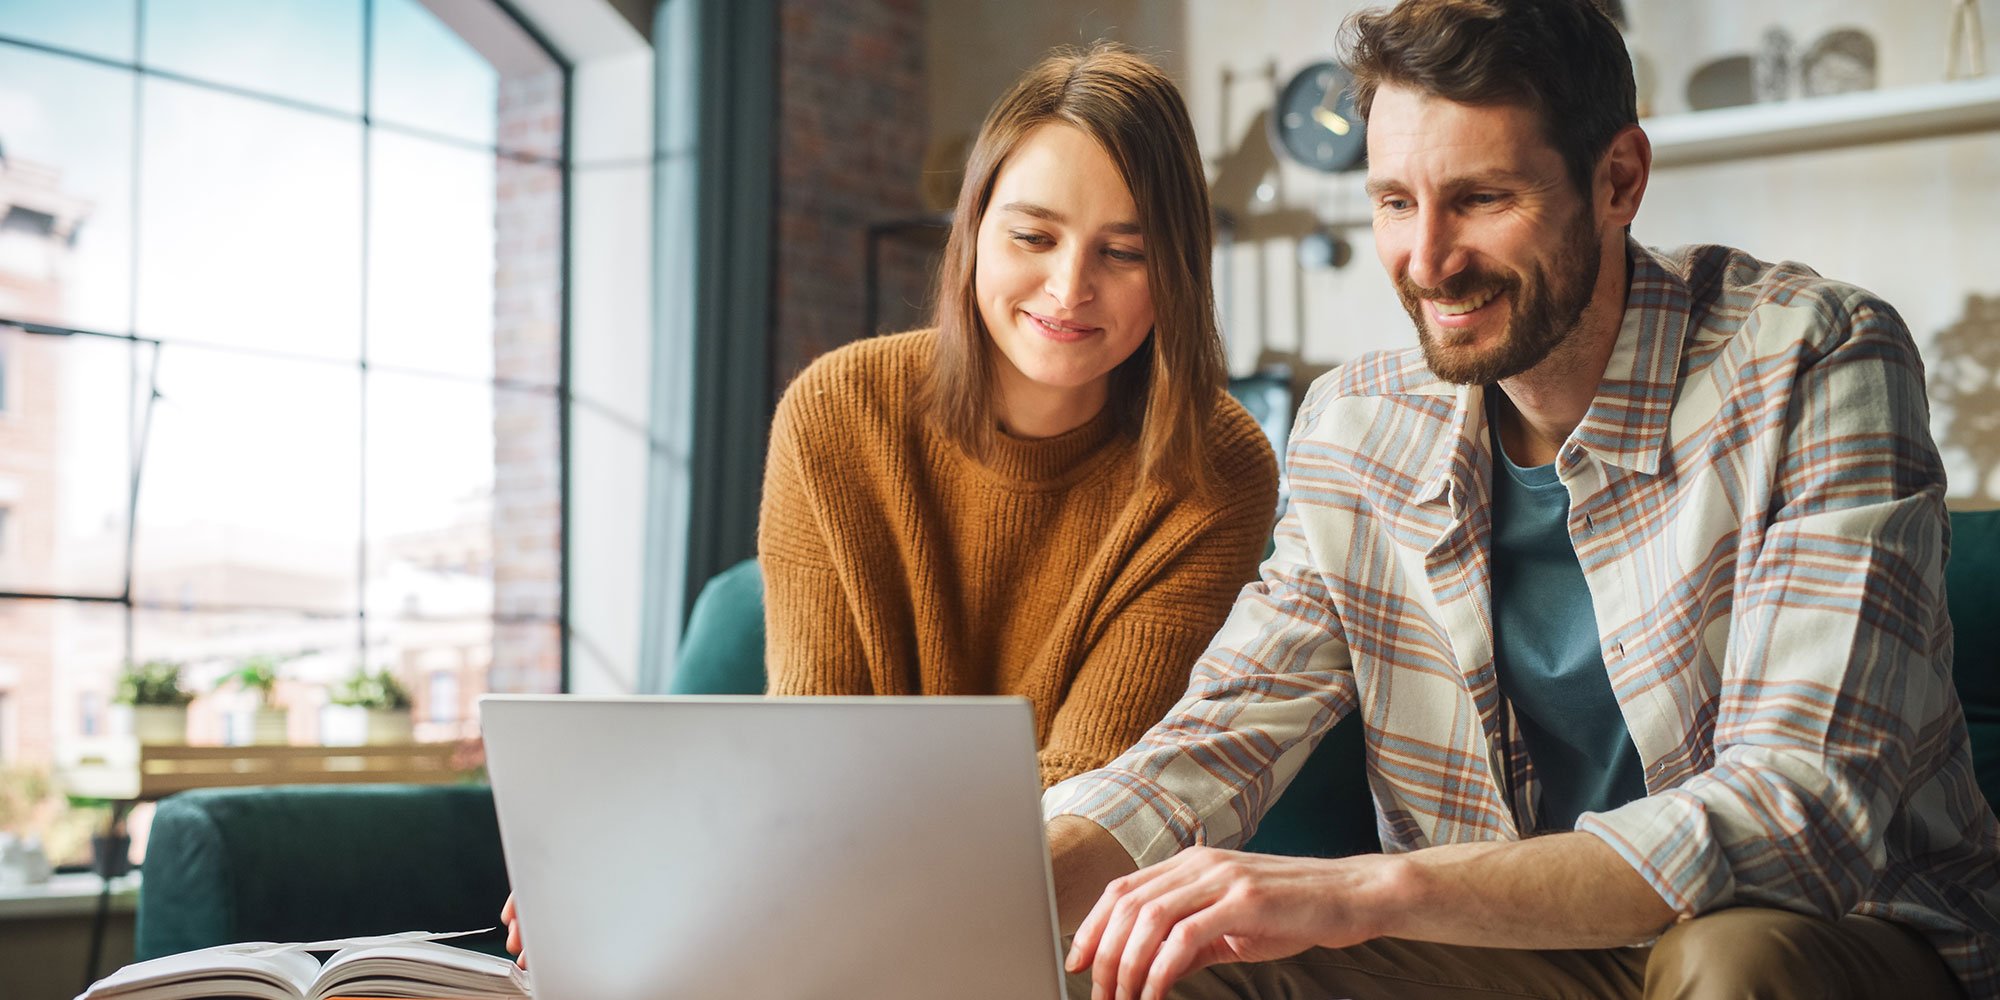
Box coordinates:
[0,43,135,333]
[142,0,362,113]
[369,614,487,742]
[366,370,492,617]
[366,371,560,619]
[131,605,360,747]
[1,598,125,868]
[367,133,494,380]
[0,327,134,597]
[0,0,136,63]
[136,76,362,360]
[366,138,560,386]
[372,0,561,159]
[133,346,360,614]
[375,0,488,148]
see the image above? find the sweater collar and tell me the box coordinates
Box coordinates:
[979,401,1122,485]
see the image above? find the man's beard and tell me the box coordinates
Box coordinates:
[1398,208,1602,386]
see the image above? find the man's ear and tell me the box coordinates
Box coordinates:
[1597,124,1650,229]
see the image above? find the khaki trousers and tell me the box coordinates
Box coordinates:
[1064,907,1963,999]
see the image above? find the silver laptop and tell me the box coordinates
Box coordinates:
[479,695,1069,1000]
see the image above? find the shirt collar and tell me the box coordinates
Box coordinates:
[1415,237,1691,512]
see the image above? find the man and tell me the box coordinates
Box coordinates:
[1043,1,2000,997]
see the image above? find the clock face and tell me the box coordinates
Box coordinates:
[1270,60,1366,174]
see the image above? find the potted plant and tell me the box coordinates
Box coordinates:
[110,660,194,745]
[217,655,289,746]
[321,668,414,746]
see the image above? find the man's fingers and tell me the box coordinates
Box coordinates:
[1068,860,1172,975]
[1089,860,1209,1000]
[1067,891,1109,973]
[1112,872,1234,1000]
[1140,906,1232,1000]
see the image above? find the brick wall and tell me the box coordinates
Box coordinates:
[771,0,934,399]
[490,69,565,694]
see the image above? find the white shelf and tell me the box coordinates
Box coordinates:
[1645,75,2000,168]
[0,873,140,920]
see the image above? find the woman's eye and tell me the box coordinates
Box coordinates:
[1104,247,1145,263]
[1010,231,1051,247]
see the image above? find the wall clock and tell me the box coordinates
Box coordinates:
[1269,60,1366,173]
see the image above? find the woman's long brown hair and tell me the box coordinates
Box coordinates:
[919,43,1225,494]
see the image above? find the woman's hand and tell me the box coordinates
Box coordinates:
[500,892,527,969]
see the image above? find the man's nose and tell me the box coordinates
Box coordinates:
[1405,209,1466,292]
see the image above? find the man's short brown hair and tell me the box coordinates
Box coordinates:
[1342,0,1637,194]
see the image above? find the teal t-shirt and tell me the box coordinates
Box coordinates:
[1489,419,1648,832]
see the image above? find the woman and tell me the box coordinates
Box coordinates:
[503,44,1278,968]
[761,43,1279,788]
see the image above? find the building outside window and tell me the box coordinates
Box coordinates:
[0,0,567,868]
[426,667,459,725]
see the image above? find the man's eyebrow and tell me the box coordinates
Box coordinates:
[997,201,1142,236]
[1365,168,1546,199]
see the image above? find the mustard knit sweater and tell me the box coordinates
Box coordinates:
[758,330,1280,787]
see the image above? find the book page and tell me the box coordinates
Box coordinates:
[77,942,320,1000]
[313,940,527,1000]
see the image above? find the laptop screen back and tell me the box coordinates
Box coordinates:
[480,695,1067,1000]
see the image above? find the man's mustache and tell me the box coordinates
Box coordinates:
[1397,270,1518,302]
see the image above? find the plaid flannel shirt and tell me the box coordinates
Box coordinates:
[1045,240,2000,994]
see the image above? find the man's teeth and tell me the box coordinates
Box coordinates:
[1433,288,1500,316]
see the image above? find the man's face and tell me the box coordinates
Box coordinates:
[1365,85,1606,385]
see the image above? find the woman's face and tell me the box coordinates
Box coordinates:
[973,122,1155,437]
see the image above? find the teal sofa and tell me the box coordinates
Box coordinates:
[133,509,2000,959]
[135,783,510,959]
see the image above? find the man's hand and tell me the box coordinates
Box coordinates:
[1063,831,1676,999]
[1065,847,1399,1000]
[500,892,527,970]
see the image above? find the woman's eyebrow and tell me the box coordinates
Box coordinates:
[998,201,1142,236]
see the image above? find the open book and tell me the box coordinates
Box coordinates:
[75,931,528,1000]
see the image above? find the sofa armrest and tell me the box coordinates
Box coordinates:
[135,784,508,960]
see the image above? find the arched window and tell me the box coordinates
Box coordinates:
[0,0,566,867]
